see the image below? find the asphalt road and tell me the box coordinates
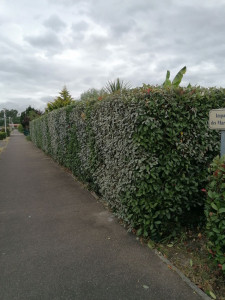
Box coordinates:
[0,132,204,300]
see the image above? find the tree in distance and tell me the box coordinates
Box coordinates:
[45,86,75,113]
[80,88,106,102]
[20,106,42,129]
[0,109,20,126]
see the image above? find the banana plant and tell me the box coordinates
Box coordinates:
[162,66,186,88]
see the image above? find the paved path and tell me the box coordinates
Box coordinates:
[0,139,7,149]
[0,133,203,300]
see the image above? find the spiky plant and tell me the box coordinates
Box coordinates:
[104,78,131,94]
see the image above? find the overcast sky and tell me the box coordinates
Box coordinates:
[0,0,225,112]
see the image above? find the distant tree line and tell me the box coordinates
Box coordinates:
[0,109,20,126]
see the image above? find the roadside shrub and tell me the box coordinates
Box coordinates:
[30,86,225,241]
[18,124,24,133]
[0,132,6,140]
[205,155,225,273]
[1,127,10,136]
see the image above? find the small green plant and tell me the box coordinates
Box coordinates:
[205,155,225,273]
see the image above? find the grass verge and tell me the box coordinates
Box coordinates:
[144,230,225,300]
[0,137,10,155]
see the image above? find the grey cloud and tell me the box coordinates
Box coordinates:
[40,96,53,104]
[1,0,225,111]
[70,21,89,41]
[0,15,7,25]
[47,0,89,15]
[25,31,63,54]
[0,34,26,57]
[83,34,110,52]
[43,15,66,32]
[0,99,43,113]
[48,0,82,5]
[110,19,137,39]
[71,21,89,32]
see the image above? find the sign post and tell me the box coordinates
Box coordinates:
[221,131,225,157]
[209,108,225,157]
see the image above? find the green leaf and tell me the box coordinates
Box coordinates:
[166,70,170,81]
[218,207,225,213]
[172,66,187,87]
[147,240,155,249]
[155,221,161,225]
[162,71,172,87]
[209,291,217,299]
[211,203,218,211]
[190,259,193,267]
[136,228,142,236]
[212,228,220,234]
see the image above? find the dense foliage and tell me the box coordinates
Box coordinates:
[80,88,105,102]
[30,86,224,241]
[20,106,42,132]
[205,156,225,273]
[17,124,24,133]
[0,132,6,140]
[1,127,10,137]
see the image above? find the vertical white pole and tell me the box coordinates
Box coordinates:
[3,109,7,136]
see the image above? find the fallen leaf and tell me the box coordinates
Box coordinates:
[147,240,155,249]
[143,285,149,290]
[198,233,202,238]
[209,291,216,299]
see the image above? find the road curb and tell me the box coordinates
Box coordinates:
[154,250,212,300]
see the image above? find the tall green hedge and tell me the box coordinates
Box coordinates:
[205,156,225,273]
[30,86,225,241]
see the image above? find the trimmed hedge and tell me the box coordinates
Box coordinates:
[205,156,225,273]
[30,86,225,241]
